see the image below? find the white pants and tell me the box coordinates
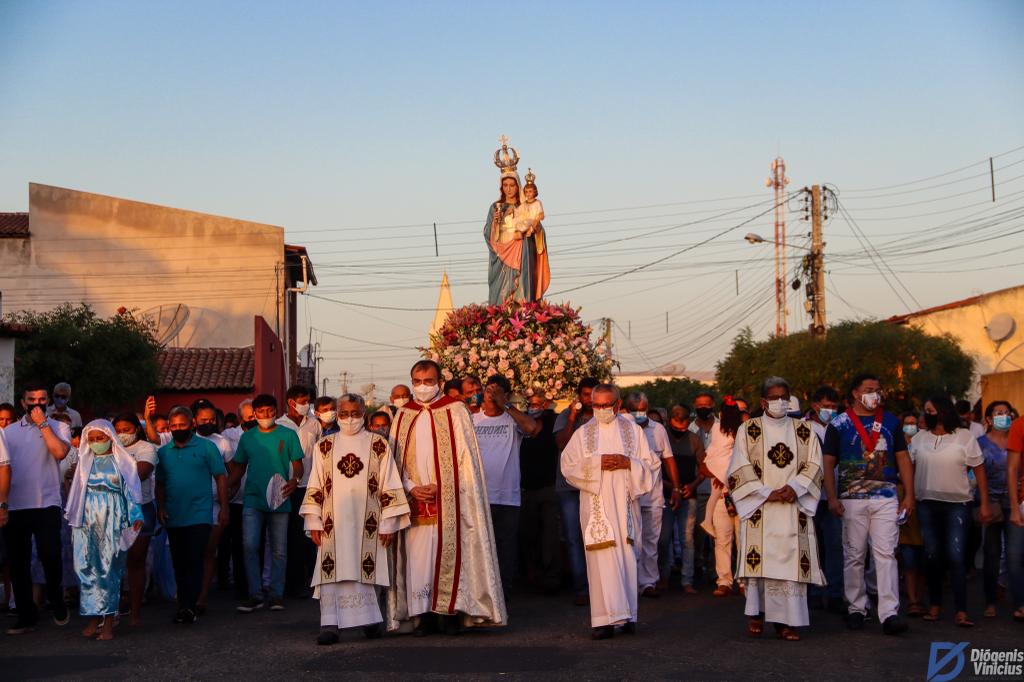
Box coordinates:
[842,497,900,620]
[713,498,738,587]
[638,504,662,590]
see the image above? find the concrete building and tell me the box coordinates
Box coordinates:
[0,183,316,397]
[885,283,1024,408]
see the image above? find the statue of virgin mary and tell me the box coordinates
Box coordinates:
[484,138,550,305]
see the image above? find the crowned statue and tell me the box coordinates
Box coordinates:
[485,136,551,305]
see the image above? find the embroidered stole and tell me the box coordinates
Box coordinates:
[581,418,637,551]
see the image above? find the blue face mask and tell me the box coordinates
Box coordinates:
[53,396,68,409]
[818,408,835,423]
[632,411,649,426]
[902,424,918,438]
[993,414,1012,431]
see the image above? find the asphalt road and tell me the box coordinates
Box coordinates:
[4,578,1022,681]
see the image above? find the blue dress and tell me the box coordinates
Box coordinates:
[72,454,143,616]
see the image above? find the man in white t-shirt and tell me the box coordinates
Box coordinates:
[3,382,72,635]
[472,375,540,596]
[45,382,82,429]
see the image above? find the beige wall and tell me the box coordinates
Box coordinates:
[0,183,288,349]
[902,286,1024,399]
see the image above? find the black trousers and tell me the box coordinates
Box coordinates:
[168,524,210,611]
[285,488,316,596]
[519,487,562,591]
[217,503,248,599]
[3,506,65,624]
[490,504,520,594]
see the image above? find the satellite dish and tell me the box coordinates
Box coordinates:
[986,313,1016,343]
[141,304,191,347]
[298,344,315,368]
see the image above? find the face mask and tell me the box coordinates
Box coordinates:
[766,399,789,419]
[392,397,409,409]
[117,432,138,447]
[291,401,311,416]
[242,419,258,431]
[89,440,112,455]
[594,407,616,425]
[859,392,881,411]
[993,414,1012,431]
[257,417,276,429]
[171,428,192,444]
[632,411,649,426]
[465,393,483,408]
[412,384,439,403]
[818,408,835,423]
[902,424,918,437]
[196,423,217,437]
[923,413,939,431]
[53,396,68,409]
[340,417,363,436]
[694,407,714,421]
[527,408,544,418]
[318,410,337,425]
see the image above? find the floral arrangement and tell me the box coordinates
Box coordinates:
[424,300,614,400]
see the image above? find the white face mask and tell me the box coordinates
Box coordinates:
[117,432,137,447]
[339,417,363,436]
[412,384,439,403]
[392,397,410,409]
[318,410,337,424]
[766,399,790,418]
[594,407,616,424]
[859,392,881,411]
[257,417,276,429]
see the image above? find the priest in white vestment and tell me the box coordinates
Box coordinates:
[561,384,655,640]
[728,377,824,641]
[386,360,506,635]
[300,394,410,645]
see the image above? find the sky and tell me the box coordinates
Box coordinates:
[2,1,1023,395]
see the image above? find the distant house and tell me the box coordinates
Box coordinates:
[885,283,1024,408]
[0,183,317,400]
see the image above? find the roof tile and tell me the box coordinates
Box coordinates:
[0,212,29,238]
[157,347,254,391]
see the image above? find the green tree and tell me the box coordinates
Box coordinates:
[617,376,719,409]
[715,320,974,413]
[6,303,160,415]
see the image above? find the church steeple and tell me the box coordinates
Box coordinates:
[429,271,454,340]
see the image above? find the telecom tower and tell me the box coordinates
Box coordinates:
[766,157,790,336]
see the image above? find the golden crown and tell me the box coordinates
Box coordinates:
[524,168,536,185]
[493,135,520,176]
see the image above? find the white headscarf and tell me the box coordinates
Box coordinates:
[65,419,143,540]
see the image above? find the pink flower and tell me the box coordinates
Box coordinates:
[504,369,514,379]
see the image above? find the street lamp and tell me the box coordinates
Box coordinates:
[743,233,810,250]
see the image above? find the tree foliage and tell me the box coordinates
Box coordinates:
[7,304,160,415]
[715,320,974,412]
[617,376,718,409]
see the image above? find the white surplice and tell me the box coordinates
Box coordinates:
[728,415,824,627]
[301,428,410,629]
[560,415,654,627]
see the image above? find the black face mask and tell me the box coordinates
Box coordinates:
[923,413,939,431]
[171,428,192,444]
[694,407,714,421]
[242,419,258,431]
[196,423,217,437]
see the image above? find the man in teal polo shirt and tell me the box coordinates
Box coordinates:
[156,405,229,625]
[228,393,304,613]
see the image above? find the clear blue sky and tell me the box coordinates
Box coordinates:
[2,1,1022,393]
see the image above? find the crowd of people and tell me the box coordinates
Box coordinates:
[0,366,1022,645]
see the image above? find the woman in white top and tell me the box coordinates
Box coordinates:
[113,413,158,627]
[698,398,744,597]
[911,395,994,627]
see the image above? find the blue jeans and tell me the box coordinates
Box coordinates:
[917,500,970,612]
[557,490,588,595]
[810,498,844,600]
[242,507,288,600]
[1006,517,1024,610]
[658,498,697,585]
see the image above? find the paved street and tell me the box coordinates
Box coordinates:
[4,577,1022,680]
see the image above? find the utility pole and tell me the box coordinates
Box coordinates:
[809,185,827,337]
[766,157,790,337]
[340,371,349,395]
